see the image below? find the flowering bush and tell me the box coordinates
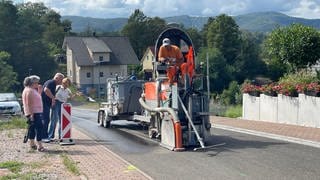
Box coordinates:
[295,83,308,93]
[305,82,320,97]
[294,82,320,96]
[241,82,261,96]
[241,71,320,97]
[306,82,320,92]
[260,83,278,96]
[276,82,298,97]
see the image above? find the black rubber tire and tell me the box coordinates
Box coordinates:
[98,111,104,127]
[104,111,111,128]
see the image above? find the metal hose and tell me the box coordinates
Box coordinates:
[139,97,179,123]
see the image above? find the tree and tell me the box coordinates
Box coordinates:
[185,28,202,53]
[0,51,18,92]
[198,47,232,92]
[145,16,166,47]
[121,9,149,59]
[201,17,215,47]
[233,30,267,82]
[43,22,65,56]
[207,14,241,65]
[0,0,18,52]
[121,9,166,59]
[61,19,72,33]
[264,24,320,73]
[12,2,58,84]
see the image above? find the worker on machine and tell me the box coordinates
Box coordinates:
[158,38,188,84]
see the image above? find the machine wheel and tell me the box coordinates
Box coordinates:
[104,115,111,128]
[98,111,105,127]
[148,126,157,138]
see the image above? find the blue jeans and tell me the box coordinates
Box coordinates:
[48,101,63,139]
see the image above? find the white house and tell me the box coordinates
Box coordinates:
[140,46,155,80]
[62,36,139,96]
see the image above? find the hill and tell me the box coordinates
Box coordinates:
[234,12,320,32]
[62,16,127,33]
[62,12,320,33]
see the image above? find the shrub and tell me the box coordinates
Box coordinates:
[279,71,317,84]
[221,81,241,105]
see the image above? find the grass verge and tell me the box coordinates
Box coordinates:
[61,153,80,175]
[0,117,27,130]
[224,105,242,118]
[0,161,24,173]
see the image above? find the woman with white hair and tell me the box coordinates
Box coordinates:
[22,75,46,151]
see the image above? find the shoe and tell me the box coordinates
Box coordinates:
[38,146,47,152]
[30,145,37,150]
[42,139,51,143]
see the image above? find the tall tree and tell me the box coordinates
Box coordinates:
[121,9,149,59]
[121,9,166,59]
[145,16,166,47]
[198,47,232,92]
[263,23,320,74]
[185,28,202,53]
[0,0,18,52]
[0,51,18,92]
[12,2,57,83]
[201,17,215,47]
[233,31,267,82]
[207,14,241,65]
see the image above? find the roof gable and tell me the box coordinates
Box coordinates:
[82,38,111,53]
[63,36,139,66]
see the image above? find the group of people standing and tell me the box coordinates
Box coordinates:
[22,73,74,151]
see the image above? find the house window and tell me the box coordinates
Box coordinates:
[99,56,103,62]
[86,72,91,78]
[99,72,104,77]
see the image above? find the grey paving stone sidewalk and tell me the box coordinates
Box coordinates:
[62,128,152,180]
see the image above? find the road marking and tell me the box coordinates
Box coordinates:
[213,124,320,149]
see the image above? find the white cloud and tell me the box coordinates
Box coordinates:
[13,0,320,19]
[285,0,320,19]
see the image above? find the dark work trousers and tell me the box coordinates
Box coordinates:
[42,104,51,139]
[28,113,44,141]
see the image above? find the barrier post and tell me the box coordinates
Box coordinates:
[60,103,75,145]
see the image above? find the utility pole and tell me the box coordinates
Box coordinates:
[206,53,210,101]
[98,62,101,101]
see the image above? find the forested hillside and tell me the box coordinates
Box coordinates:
[62,12,320,33]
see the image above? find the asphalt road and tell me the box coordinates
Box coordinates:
[72,108,320,180]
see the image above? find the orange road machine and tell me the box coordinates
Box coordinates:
[98,27,212,151]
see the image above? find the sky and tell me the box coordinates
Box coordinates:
[13,0,320,19]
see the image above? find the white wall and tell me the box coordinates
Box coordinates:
[242,94,260,121]
[299,94,320,128]
[243,93,320,128]
[260,94,278,123]
[277,94,299,125]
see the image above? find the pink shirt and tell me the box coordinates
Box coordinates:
[22,87,43,116]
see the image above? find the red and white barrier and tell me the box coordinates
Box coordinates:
[60,103,75,145]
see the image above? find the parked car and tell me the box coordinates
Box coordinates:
[0,93,22,116]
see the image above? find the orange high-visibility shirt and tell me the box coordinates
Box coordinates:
[158,45,183,65]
